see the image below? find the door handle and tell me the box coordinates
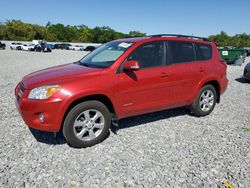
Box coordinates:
[199,68,205,72]
[160,72,168,78]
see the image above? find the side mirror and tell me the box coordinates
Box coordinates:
[123,60,140,71]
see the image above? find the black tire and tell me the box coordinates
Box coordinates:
[190,84,217,117]
[63,101,111,148]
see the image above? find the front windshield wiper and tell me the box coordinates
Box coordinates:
[78,61,106,68]
[74,61,81,65]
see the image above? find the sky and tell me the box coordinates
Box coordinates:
[0,0,249,37]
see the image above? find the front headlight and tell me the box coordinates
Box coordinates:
[28,85,62,100]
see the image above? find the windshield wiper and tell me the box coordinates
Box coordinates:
[79,62,105,68]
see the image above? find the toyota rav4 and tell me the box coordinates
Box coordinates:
[15,34,228,148]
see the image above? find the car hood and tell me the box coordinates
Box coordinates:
[22,63,102,89]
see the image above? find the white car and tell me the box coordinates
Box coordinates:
[22,43,35,51]
[72,45,85,51]
[10,42,23,50]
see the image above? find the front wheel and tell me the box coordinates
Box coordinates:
[63,101,111,148]
[190,85,217,117]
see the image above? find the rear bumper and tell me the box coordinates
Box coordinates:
[220,76,228,95]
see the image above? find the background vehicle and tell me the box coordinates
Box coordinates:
[243,48,250,56]
[0,41,6,49]
[15,34,228,148]
[218,47,246,65]
[34,42,52,52]
[46,43,55,49]
[22,43,35,51]
[84,45,96,52]
[10,42,23,50]
[71,45,85,51]
[54,43,71,50]
[243,63,250,80]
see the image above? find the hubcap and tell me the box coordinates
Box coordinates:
[73,109,105,141]
[199,89,214,112]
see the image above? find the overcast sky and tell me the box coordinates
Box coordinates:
[0,0,249,37]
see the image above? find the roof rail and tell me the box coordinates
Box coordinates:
[149,34,210,41]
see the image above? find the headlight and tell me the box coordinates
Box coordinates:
[28,85,61,100]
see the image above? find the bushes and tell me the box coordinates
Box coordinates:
[0,20,146,43]
[1,20,249,47]
[209,31,250,47]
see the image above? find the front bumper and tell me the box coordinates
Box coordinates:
[15,83,64,132]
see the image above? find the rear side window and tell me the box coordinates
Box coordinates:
[169,41,195,64]
[196,43,212,60]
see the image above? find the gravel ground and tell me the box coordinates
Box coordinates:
[0,47,249,188]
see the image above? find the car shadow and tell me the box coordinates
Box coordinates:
[29,107,191,145]
[29,128,66,145]
[235,77,250,84]
[110,107,191,134]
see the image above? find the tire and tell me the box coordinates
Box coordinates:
[190,84,217,117]
[63,101,111,148]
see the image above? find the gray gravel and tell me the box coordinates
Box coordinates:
[0,47,250,188]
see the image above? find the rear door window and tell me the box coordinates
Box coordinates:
[169,41,195,64]
[196,43,212,60]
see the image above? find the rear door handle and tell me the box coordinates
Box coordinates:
[199,68,205,72]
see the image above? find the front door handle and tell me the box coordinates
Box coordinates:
[160,72,168,78]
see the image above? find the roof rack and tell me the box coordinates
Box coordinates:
[149,34,210,41]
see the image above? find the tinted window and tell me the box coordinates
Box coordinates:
[169,41,195,64]
[128,41,165,69]
[197,43,212,60]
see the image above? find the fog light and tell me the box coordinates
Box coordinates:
[38,113,44,123]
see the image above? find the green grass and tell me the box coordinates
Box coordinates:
[242,127,250,132]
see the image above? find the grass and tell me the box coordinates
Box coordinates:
[242,127,250,132]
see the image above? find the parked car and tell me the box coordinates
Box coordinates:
[10,42,23,50]
[243,63,250,81]
[72,45,85,51]
[34,43,52,52]
[84,45,96,52]
[15,34,228,148]
[54,43,71,50]
[22,43,35,51]
[244,48,250,57]
[0,41,6,49]
[46,43,55,49]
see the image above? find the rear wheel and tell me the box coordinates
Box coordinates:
[190,85,217,117]
[63,101,111,148]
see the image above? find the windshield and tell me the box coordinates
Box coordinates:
[79,41,134,68]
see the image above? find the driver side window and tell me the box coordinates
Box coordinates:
[128,41,165,69]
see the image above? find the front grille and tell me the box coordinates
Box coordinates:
[16,82,25,104]
[16,95,20,104]
[19,82,25,93]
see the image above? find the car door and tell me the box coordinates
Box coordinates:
[117,41,172,117]
[166,41,200,105]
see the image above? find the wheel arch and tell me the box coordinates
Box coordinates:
[201,80,220,103]
[60,94,116,131]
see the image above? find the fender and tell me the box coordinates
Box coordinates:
[57,88,120,129]
[192,75,221,102]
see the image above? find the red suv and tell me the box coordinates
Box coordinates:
[15,34,228,148]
